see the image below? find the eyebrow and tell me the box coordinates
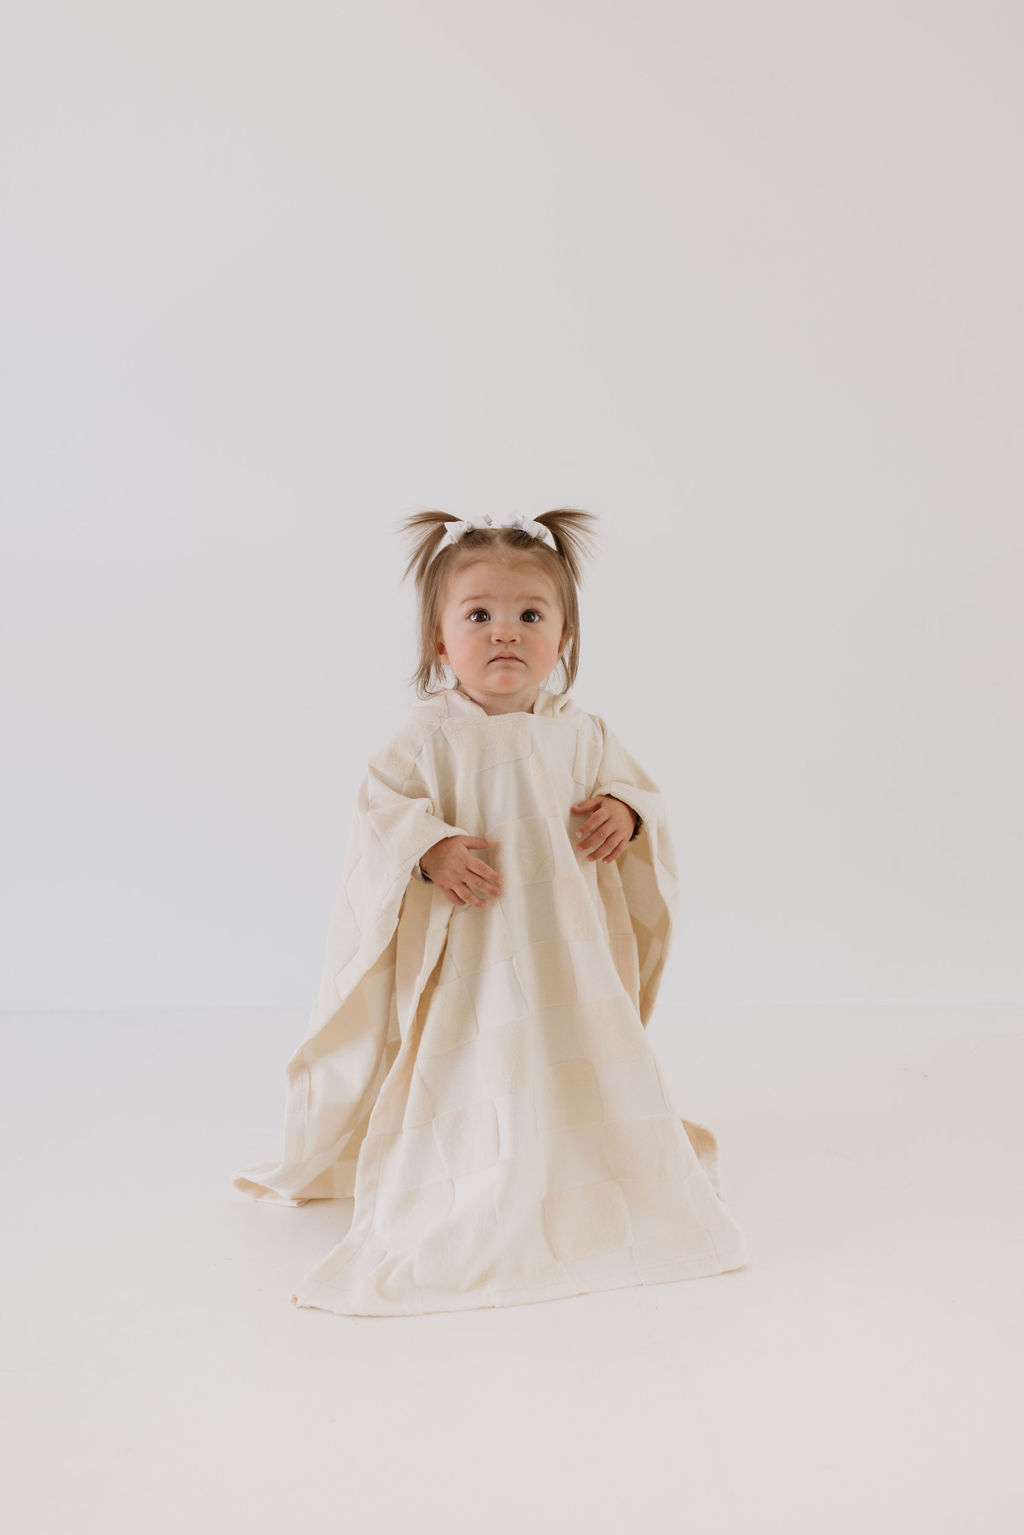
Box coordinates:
[459,594,550,605]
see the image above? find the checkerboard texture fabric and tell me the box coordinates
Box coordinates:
[232,686,749,1315]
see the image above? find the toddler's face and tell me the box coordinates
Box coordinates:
[435,557,571,714]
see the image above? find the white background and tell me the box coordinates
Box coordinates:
[3,0,1021,1008]
[3,15,1022,1535]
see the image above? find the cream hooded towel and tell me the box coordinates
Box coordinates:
[233,685,749,1315]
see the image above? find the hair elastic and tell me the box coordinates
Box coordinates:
[436,512,558,554]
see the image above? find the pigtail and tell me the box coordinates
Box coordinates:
[528,508,602,587]
[396,509,458,590]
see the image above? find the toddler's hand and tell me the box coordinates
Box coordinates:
[571,796,638,864]
[419,836,504,907]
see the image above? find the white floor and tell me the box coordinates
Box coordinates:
[2,1001,1020,1534]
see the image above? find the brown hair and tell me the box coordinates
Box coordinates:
[397,507,601,698]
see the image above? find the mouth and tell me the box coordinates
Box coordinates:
[490,656,523,663]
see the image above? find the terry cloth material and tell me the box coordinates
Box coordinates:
[233,685,749,1315]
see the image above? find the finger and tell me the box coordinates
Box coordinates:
[576,815,610,849]
[586,833,616,861]
[470,862,504,891]
[601,836,628,862]
[458,882,488,907]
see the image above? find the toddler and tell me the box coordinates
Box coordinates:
[232,507,749,1316]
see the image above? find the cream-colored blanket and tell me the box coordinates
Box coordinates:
[233,685,749,1315]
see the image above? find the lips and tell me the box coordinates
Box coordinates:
[490,656,522,662]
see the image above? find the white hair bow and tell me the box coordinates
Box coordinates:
[438,511,557,552]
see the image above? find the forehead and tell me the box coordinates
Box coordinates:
[446,558,559,605]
